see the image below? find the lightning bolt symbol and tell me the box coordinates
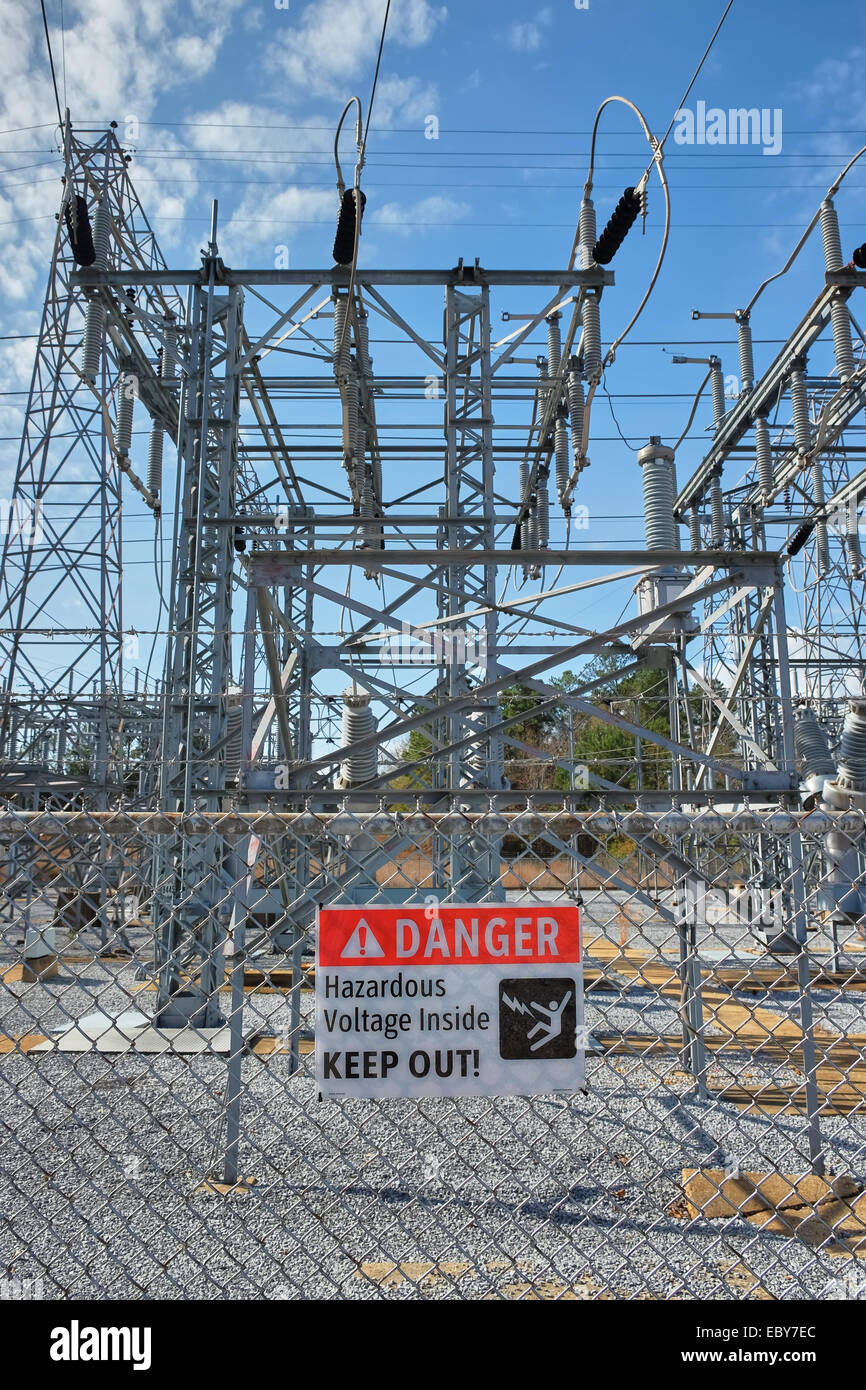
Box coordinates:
[502,992,535,1018]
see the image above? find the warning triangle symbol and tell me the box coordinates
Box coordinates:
[340,917,385,959]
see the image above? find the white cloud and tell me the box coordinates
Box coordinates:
[373,194,469,236]
[505,7,552,53]
[218,184,337,264]
[270,0,447,103]
[0,0,246,301]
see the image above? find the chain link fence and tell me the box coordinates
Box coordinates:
[2,804,866,1300]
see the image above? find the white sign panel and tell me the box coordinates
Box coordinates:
[316,904,584,1099]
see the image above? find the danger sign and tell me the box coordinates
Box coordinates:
[316,904,584,1099]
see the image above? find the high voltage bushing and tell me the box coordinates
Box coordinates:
[333,188,366,266]
[592,187,641,265]
[755,414,774,500]
[336,688,378,787]
[736,312,754,394]
[577,197,597,271]
[81,199,111,382]
[794,706,836,795]
[637,438,677,551]
[581,293,602,380]
[709,473,725,546]
[833,699,866,796]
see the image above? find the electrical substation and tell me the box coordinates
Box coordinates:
[3,44,866,1301]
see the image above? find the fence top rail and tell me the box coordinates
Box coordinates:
[0,808,863,838]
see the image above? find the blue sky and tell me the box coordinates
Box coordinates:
[3,0,866,706]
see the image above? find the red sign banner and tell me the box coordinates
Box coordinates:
[318,905,581,968]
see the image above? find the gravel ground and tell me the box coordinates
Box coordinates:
[2,892,865,1302]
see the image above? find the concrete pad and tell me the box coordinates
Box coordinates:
[32,1009,233,1054]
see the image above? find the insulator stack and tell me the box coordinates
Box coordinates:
[567,366,585,470]
[820,199,844,272]
[546,313,562,374]
[846,511,864,579]
[789,364,811,454]
[356,308,372,383]
[336,688,378,787]
[115,375,135,457]
[688,506,701,552]
[554,413,570,504]
[344,374,359,455]
[160,321,178,384]
[526,493,539,552]
[709,474,725,546]
[710,358,726,431]
[794,707,836,789]
[64,192,95,266]
[81,201,111,382]
[360,466,381,556]
[829,297,856,382]
[536,468,550,549]
[334,293,360,490]
[147,422,164,496]
[820,202,856,378]
[351,425,366,501]
[592,187,641,265]
[80,301,104,386]
[834,699,866,793]
[459,707,488,785]
[578,197,597,270]
[811,460,830,573]
[581,294,602,380]
[333,295,351,377]
[333,188,366,266]
[755,415,774,499]
[638,440,677,552]
[736,315,754,393]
